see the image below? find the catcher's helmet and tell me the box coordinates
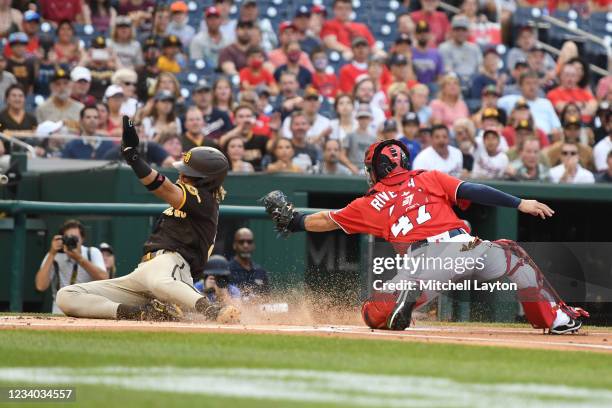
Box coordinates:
[173,146,229,189]
[364,140,410,184]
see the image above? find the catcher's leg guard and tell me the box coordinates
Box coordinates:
[495,239,589,331]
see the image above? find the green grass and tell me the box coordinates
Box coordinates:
[0,330,611,407]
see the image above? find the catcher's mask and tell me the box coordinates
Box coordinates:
[173,146,229,190]
[364,140,410,186]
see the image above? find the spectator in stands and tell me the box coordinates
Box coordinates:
[412,124,463,176]
[410,84,431,125]
[315,139,352,175]
[0,54,17,108]
[95,102,109,136]
[477,108,508,151]
[147,72,185,118]
[410,0,450,46]
[229,228,270,297]
[549,141,595,184]
[439,15,482,85]
[503,59,530,96]
[103,118,173,166]
[343,103,375,173]
[83,0,116,33]
[268,21,314,72]
[560,102,594,145]
[141,90,181,141]
[274,71,302,121]
[111,68,140,118]
[266,136,303,173]
[98,242,116,279]
[472,85,506,128]
[157,35,183,74]
[36,69,84,132]
[218,19,253,75]
[502,99,548,148]
[293,6,321,56]
[205,0,236,43]
[70,67,96,107]
[134,37,160,100]
[288,110,320,172]
[547,64,597,123]
[35,219,107,314]
[339,37,373,94]
[353,77,385,127]
[310,47,339,98]
[274,41,312,90]
[526,45,556,91]
[281,87,330,143]
[103,84,124,138]
[0,84,36,154]
[239,0,277,52]
[544,115,594,169]
[83,36,117,101]
[148,4,170,42]
[32,120,64,157]
[189,6,231,67]
[181,106,216,150]
[157,131,182,161]
[397,13,415,39]
[430,74,468,128]
[593,111,612,173]
[40,0,85,24]
[326,93,356,143]
[498,71,561,138]
[321,0,376,60]
[224,135,255,173]
[470,48,505,100]
[506,27,555,76]
[387,53,418,93]
[505,136,549,182]
[6,10,40,59]
[239,46,278,93]
[6,32,36,93]
[389,90,412,136]
[62,105,114,159]
[411,21,444,86]
[220,104,268,171]
[166,1,194,48]
[188,82,230,143]
[452,117,476,176]
[49,21,82,67]
[471,129,509,179]
[238,89,271,139]
[108,16,144,70]
[0,0,22,38]
[211,76,235,116]
[596,150,612,183]
[391,33,413,60]
[399,112,422,160]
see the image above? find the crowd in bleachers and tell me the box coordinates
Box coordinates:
[0,0,610,183]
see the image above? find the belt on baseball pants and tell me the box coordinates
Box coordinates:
[410,228,467,252]
[141,250,173,263]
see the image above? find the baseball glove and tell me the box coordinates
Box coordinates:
[216,305,241,324]
[260,190,298,237]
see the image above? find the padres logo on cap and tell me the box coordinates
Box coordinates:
[57,69,65,76]
[184,151,192,163]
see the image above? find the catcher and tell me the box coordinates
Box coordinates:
[262,140,588,334]
[56,117,239,323]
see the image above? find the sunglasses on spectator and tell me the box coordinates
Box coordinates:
[122,81,137,86]
[561,150,578,156]
[237,239,253,244]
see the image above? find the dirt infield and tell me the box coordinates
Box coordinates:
[2,315,611,353]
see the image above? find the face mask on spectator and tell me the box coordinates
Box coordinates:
[287,51,301,63]
[249,58,263,69]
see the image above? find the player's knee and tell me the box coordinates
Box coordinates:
[148,277,176,299]
[361,293,396,329]
[56,286,83,316]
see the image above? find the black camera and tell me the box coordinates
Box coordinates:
[62,235,79,251]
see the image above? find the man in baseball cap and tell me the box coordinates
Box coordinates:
[399,112,421,159]
[158,35,183,74]
[167,1,194,48]
[70,66,96,106]
[189,6,231,66]
[439,15,482,81]
[99,243,116,278]
[36,68,84,132]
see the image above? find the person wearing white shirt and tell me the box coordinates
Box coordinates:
[498,71,561,136]
[549,143,595,184]
[281,89,331,143]
[472,129,509,179]
[35,219,108,314]
[412,124,463,177]
[593,134,612,172]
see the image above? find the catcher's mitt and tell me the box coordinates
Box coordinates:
[216,305,241,324]
[260,190,298,237]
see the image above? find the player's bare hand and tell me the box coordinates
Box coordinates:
[49,235,63,255]
[518,199,554,219]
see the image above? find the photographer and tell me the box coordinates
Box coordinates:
[35,219,108,314]
[194,255,241,303]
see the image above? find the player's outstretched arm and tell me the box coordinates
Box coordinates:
[457,182,554,219]
[121,116,184,208]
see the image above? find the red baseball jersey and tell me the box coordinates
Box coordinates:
[329,170,470,243]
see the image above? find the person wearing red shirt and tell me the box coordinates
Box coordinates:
[320,0,376,59]
[268,21,315,72]
[339,37,392,94]
[386,53,419,94]
[410,0,450,46]
[39,0,84,24]
[4,10,40,59]
[546,64,597,123]
[239,46,278,94]
[310,47,339,98]
[262,140,589,334]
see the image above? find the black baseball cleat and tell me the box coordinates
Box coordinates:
[549,318,582,335]
[386,290,416,331]
[141,299,184,322]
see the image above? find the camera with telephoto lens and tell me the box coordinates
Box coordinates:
[62,235,79,251]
